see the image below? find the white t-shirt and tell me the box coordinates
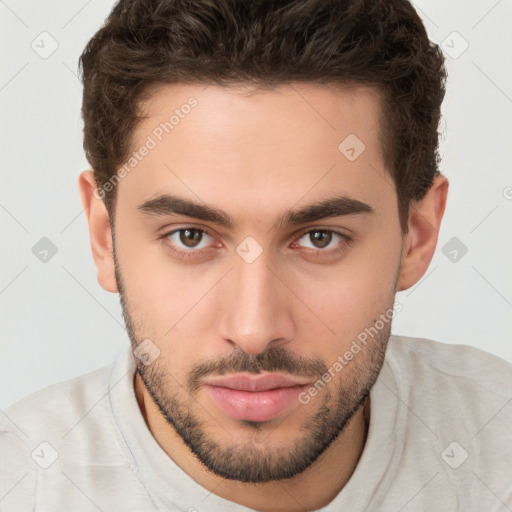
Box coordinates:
[1,335,511,511]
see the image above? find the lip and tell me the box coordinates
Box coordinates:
[204,373,311,391]
[203,373,311,422]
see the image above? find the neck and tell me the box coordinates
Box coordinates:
[134,372,370,512]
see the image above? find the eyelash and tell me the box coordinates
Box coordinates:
[159,226,352,260]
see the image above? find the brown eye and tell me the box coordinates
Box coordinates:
[295,229,346,252]
[309,230,332,248]
[179,229,203,248]
[165,228,213,251]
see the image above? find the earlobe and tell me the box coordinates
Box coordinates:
[78,170,119,293]
[396,175,449,291]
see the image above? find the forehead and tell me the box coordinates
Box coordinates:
[135,81,384,153]
[119,82,395,226]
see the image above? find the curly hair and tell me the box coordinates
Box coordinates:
[78,0,447,232]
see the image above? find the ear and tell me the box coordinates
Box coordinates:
[397,175,449,291]
[78,170,118,293]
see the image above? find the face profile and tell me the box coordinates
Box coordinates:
[1,2,511,512]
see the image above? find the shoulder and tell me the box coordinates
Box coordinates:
[0,357,121,507]
[0,348,155,510]
[386,334,512,398]
[383,334,512,460]
[377,336,512,505]
[1,361,115,436]
[0,351,128,466]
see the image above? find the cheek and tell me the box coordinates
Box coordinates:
[292,240,399,345]
[115,218,190,306]
[123,270,202,340]
[116,238,220,365]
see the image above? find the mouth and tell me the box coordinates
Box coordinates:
[203,373,311,422]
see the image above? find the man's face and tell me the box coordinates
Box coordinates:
[112,83,403,482]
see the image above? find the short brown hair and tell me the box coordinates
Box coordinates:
[79,0,447,232]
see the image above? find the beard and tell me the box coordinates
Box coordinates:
[113,248,393,483]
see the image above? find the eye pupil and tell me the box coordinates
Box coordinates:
[310,230,331,248]
[180,229,202,247]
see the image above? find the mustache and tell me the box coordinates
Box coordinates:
[187,346,328,393]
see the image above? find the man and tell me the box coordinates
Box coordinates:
[1,0,511,511]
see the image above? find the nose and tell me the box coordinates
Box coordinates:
[218,249,296,355]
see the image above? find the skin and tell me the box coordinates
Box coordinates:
[79,82,448,512]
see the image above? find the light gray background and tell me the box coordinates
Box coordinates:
[1,0,511,409]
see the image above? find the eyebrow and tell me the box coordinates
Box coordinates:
[137,193,373,229]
